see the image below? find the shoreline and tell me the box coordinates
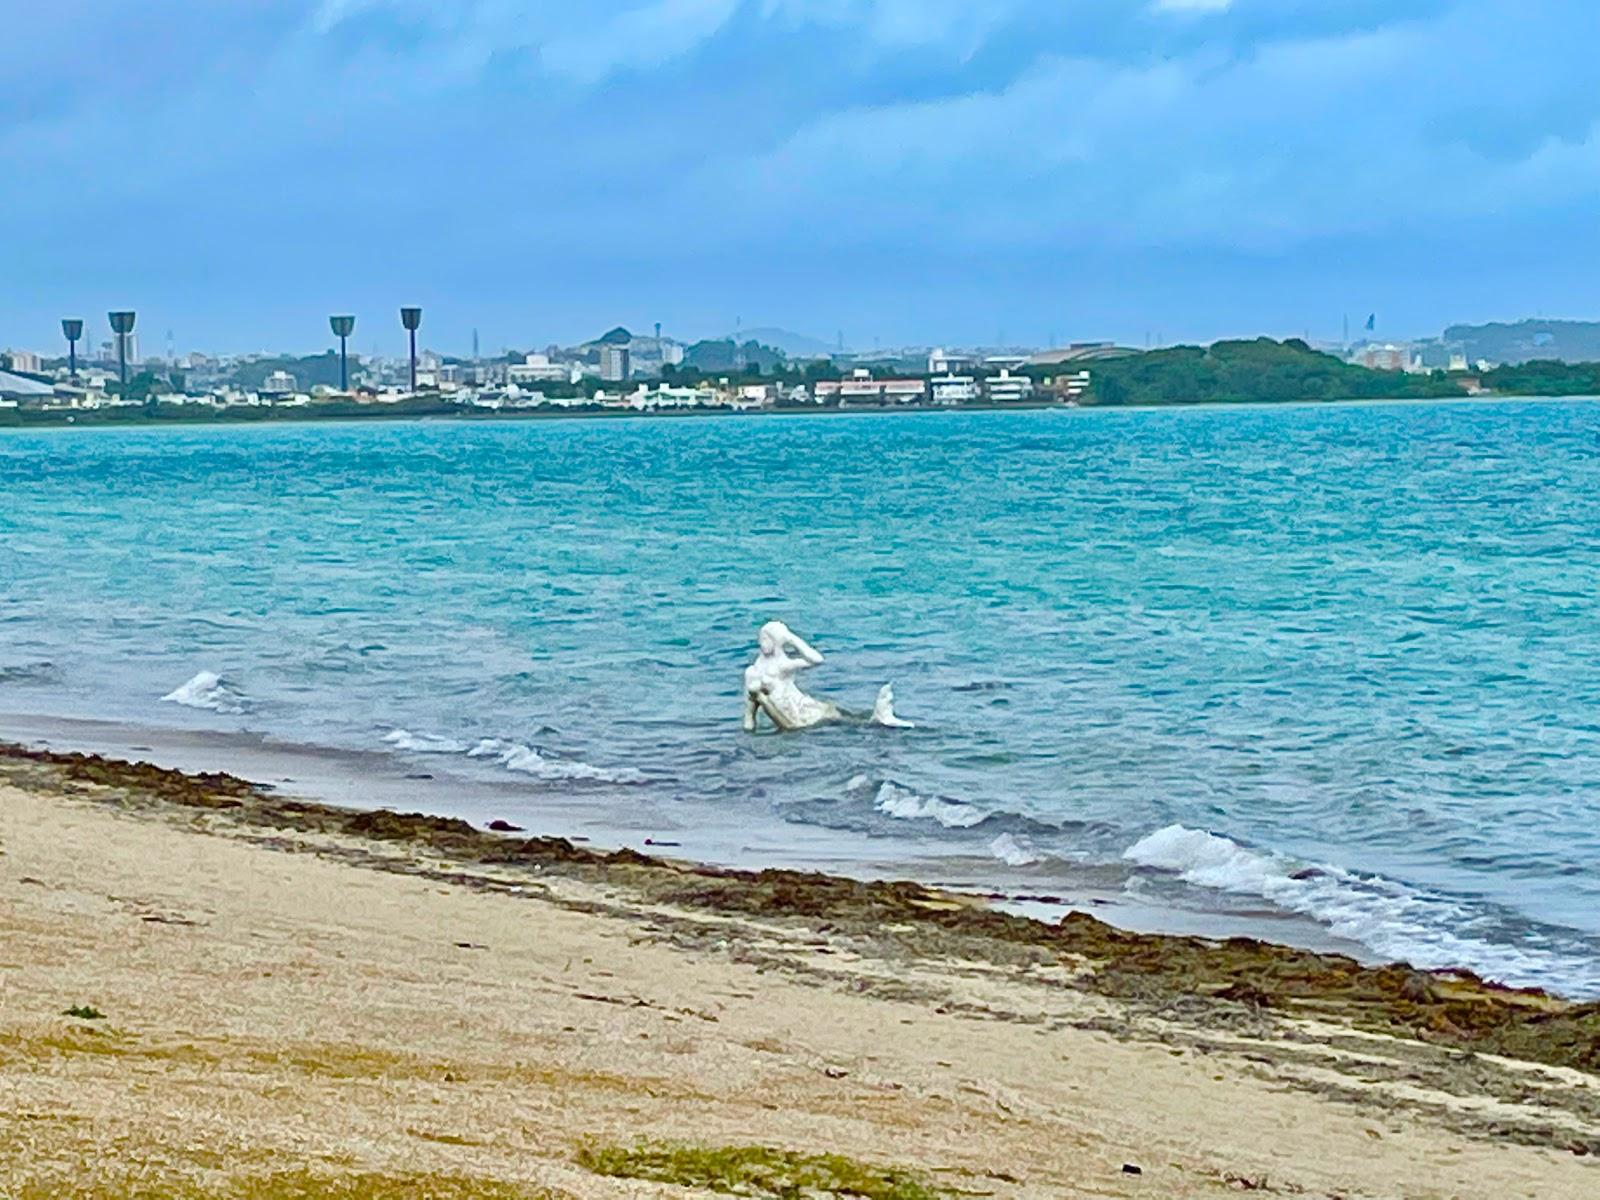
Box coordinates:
[3,739,1598,1196]
[5,737,1598,1056]
[0,709,1378,962]
[3,390,1592,434]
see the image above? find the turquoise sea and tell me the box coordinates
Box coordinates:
[4,400,1599,995]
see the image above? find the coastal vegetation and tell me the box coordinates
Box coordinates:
[575,1142,947,1199]
[1478,358,1600,396]
[1077,337,1466,406]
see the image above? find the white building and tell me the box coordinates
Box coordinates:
[815,370,926,405]
[737,384,777,408]
[1053,369,1091,402]
[985,370,1034,403]
[625,383,721,410]
[4,349,43,373]
[928,348,977,375]
[508,354,576,385]
[260,370,297,398]
[930,375,978,404]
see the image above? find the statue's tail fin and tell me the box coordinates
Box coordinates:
[871,683,915,729]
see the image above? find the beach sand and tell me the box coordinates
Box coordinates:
[2,744,1597,1198]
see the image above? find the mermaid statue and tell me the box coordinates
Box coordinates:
[742,621,913,732]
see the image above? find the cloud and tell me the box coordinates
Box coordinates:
[719,1,1600,250]
[3,0,1598,351]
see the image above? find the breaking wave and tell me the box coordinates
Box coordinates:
[1125,824,1600,997]
[989,832,1043,867]
[161,671,248,714]
[870,779,988,829]
[384,729,646,785]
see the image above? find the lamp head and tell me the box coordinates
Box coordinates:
[330,315,356,338]
[400,307,422,332]
[62,319,84,341]
[108,311,137,335]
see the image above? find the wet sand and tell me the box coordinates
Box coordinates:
[2,742,1597,1198]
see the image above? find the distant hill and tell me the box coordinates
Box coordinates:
[723,327,835,359]
[683,339,787,373]
[1085,338,1463,406]
[227,352,355,391]
[1442,320,1600,365]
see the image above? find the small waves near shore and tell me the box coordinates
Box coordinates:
[1124,824,1600,998]
[383,729,648,785]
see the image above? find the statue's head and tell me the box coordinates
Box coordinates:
[758,620,793,656]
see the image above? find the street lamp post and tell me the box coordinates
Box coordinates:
[62,319,84,379]
[330,316,356,392]
[400,307,422,393]
[108,311,137,391]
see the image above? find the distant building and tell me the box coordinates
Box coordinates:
[736,384,777,408]
[1356,343,1411,372]
[985,370,1034,403]
[1448,353,1470,373]
[983,354,1030,372]
[625,383,723,410]
[4,349,42,373]
[1049,369,1091,402]
[930,375,978,404]
[600,344,631,383]
[1027,343,1132,367]
[0,369,53,403]
[928,348,978,375]
[813,373,926,405]
[508,354,574,385]
[109,332,139,367]
[260,370,297,398]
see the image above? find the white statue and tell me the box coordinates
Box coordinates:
[743,621,914,732]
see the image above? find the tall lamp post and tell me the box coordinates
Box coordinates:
[330,316,356,392]
[108,311,137,391]
[400,307,422,393]
[62,319,84,379]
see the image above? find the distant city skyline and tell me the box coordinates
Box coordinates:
[4,2,1597,356]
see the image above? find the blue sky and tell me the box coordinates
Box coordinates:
[4,0,1597,357]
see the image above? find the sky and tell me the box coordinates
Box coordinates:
[3,0,1598,357]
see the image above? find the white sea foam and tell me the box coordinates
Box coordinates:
[1124,824,1599,994]
[873,781,988,829]
[467,738,647,784]
[160,671,247,715]
[383,728,643,784]
[383,729,470,755]
[989,832,1042,867]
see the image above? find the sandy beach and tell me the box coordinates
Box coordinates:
[2,743,1597,1199]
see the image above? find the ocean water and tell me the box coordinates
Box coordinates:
[4,401,1600,996]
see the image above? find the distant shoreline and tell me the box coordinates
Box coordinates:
[1,389,1586,432]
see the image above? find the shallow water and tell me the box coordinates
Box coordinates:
[4,401,1599,994]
